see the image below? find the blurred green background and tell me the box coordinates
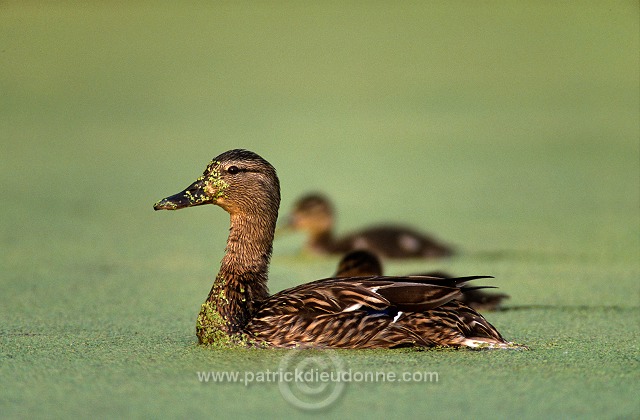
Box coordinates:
[1,2,638,418]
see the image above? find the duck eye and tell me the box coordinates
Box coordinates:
[227,165,240,174]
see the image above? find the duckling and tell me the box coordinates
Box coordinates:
[154,149,519,349]
[334,250,510,311]
[284,193,454,259]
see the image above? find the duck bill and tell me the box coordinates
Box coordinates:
[153,179,212,211]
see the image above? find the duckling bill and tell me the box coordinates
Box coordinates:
[154,149,521,349]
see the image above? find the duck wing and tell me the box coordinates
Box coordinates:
[410,271,509,311]
[255,275,492,316]
[246,276,439,348]
[247,275,509,349]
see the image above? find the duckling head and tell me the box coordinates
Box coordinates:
[153,149,280,217]
[335,250,383,277]
[286,193,334,235]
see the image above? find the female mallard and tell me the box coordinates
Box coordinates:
[154,149,517,349]
[283,193,454,259]
[335,250,510,312]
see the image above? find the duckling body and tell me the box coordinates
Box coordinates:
[154,149,517,349]
[335,250,510,312]
[285,193,454,259]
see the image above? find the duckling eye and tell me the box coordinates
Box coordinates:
[227,166,240,175]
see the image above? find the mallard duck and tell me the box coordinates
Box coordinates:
[154,149,518,349]
[283,193,454,259]
[335,250,510,311]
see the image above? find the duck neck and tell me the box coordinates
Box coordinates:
[207,212,274,333]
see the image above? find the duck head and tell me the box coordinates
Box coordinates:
[335,250,383,277]
[284,193,334,235]
[153,149,280,216]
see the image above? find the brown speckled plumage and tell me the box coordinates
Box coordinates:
[335,250,510,312]
[284,193,454,259]
[154,149,518,349]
